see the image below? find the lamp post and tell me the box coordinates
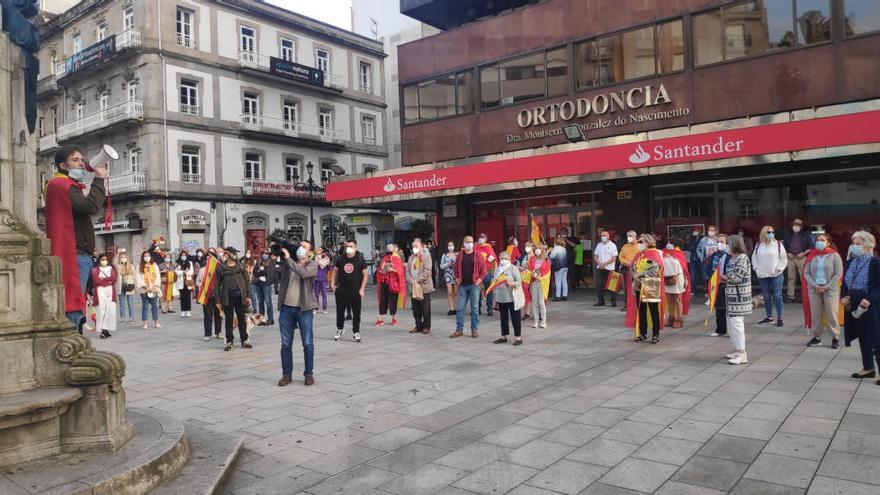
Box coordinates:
[306,161,315,246]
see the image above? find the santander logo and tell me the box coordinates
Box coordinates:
[382,178,396,193]
[628,144,651,164]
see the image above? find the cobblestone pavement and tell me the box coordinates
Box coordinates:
[95,288,880,494]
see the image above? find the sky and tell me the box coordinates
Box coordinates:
[265,0,354,30]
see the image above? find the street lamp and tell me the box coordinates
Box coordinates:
[305,161,330,246]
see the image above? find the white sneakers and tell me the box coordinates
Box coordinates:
[727,352,748,365]
[532,322,539,328]
[709,332,721,337]
[334,329,344,341]
[539,321,547,328]
[353,332,362,342]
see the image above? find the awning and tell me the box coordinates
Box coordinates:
[326,109,880,203]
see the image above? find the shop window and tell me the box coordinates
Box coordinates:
[456,71,474,114]
[576,25,655,89]
[796,0,832,44]
[499,52,545,105]
[843,0,880,35]
[546,46,569,97]
[480,65,500,109]
[739,203,758,219]
[403,85,419,124]
[418,75,456,120]
[657,20,684,73]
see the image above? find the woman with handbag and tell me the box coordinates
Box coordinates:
[528,244,551,328]
[176,250,195,318]
[374,244,405,327]
[136,251,161,329]
[492,251,524,346]
[629,234,665,344]
[91,253,118,339]
[116,250,136,323]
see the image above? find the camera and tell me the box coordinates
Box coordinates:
[270,240,300,259]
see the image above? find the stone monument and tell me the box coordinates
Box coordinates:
[0,2,134,466]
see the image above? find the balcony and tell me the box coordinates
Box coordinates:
[239,114,344,144]
[180,173,202,184]
[236,51,345,89]
[108,172,145,194]
[57,99,143,141]
[55,30,143,79]
[179,104,200,115]
[242,178,325,200]
[177,34,193,48]
[37,75,59,95]
[38,134,58,153]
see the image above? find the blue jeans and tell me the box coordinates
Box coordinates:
[758,274,784,318]
[481,277,494,314]
[257,283,274,323]
[119,292,134,320]
[555,268,569,298]
[249,284,259,312]
[141,293,159,321]
[690,259,703,294]
[456,284,480,332]
[279,305,314,377]
[65,254,95,328]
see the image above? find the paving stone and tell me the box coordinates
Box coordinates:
[237,446,324,478]
[598,457,678,493]
[764,432,831,461]
[367,443,450,474]
[300,445,386,476]
[737,401,795,422]
[655,480,727,495]
[828,429,880,457]
[452,460,539,495]
[306,465,398,495]
[633,436,702,465]
[573,407,632,427]
[434,442,513,471]
[720,416,783,441]
[357,426,431,451]
[480,424,547,448]
[779,415,840,439]
[806,475,880,495]
[508,484,574,495]
[226,466,328,495]
[627,405,686,426]
[539,422,606,447]
[744,453,819,488]
[566,438,639,467]
[299,427,375,455]
[651,392,704,410]
[378,463,468,495]
[792,400,849,420]
[516,408,577,429]
[505,439,576,469]
[731,478,806,494]
[579,483,645,495]
[549,394,604,413]
[698,434,766,463]
[660,418,724,443]
[525,459,607,494]
[672,455,749,491]
[816,450,880,485]
[839,412,880,434]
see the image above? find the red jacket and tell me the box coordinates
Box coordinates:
[454,250,488,286]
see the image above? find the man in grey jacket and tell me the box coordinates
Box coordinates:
[277,241,318,387]
[407,238,435,334]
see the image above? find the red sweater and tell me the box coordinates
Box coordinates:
[454,250,488,286]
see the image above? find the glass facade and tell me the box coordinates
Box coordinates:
[843,0,880,35]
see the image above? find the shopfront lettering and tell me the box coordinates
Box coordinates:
[517,84,672,129]
[652,136,744,161]
[382,173,449,194]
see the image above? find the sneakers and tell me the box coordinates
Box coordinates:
[334,329,345,341]
[725,352,739,359]
[532,322,539,328]
[758,317,774,324]
[242,341,253,349]
[154,322,162,329]
[776,318,784,327]
[224,343,233,351]
[709,332,722,337]
[99,329,112,339]
[831,339,839,349]
[203,336,210,341]
[391,317,399,326]
[142,323,148,330]
[373,319,385,327]
[353,332,362,342]
[806,337,822,347]
[539,321,547,328]
[322,310,328,314]
[728,352,748,365]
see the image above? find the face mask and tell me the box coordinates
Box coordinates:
[718,243,728,252]
[478,238,486,244]
[792,226,801,233]
[767,232,775,239]
[261,254,269,261]
[692,231,699,237]
[499,259,510,268]
[638,243,647,252]
[221,255,228,262]
[100,260,108,266]
[628,236,636,243]
[513,240,518,246]
[708,231,716,237]
[120,257,127,263]
[164,257,171,263]
[181,256,187,261]
[245,253,251,259]
[412,247,421,255]
[143,256,151,262]
[346,247,355,255]
[851,245,865,256]
[535,249,542,256]
[601,236,608,242]
[666,244,674,251]
[464,242,474,250]
[196,252,203,258]
[68,168,88,182]
[448,245,454,252]
[525,246,533,253]
[296,246,308,259]
[814,241,827,251]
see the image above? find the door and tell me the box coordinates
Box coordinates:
[246,229,267,252]
[180,230,203,253]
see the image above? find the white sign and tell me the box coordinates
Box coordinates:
[181,214,208,225]
[443,204,457,218]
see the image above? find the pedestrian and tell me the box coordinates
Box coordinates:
[196,250,222,341]
[752,225,788,326]
[519,241,534,320]
[407,238,434,334]
[549,237,569,301]
[594,230,619,307]
[528,243,551,328]
[330,239,368,342]
[698,226,721,297]
[277,242,318,387]
[214,247,252,351]
[374,243,404,326]
[440,241,458,316]
[451,235,487,338]
[159,254,177,314]
[629,234,665,344]
[841,231,880,381]
[574,234,589,290]
[116,249,136,323]
[708,234,731,337]
[784,218,814,302]
[662,240,690,328]
[251,249,275,325]
[687,227,704,296]
[243,249,258,314]
[136,251,161,329]
[91,253,118,339]
[476,234,498,316]
[505,236,522,264]
[313,247,331,315]
[803,233,843,349]
[492,251,524,346]
[618,231,639,312]
[723,235,754,365]
[193,249,206,271]
[176,250,195,318]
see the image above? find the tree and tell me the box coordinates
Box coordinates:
[269,228,289,245]
[410,218,434,244]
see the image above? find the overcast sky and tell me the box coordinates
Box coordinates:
[265,0,353,30]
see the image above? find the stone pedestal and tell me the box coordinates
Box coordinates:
[0,18,134,467]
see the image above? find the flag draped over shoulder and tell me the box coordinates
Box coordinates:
[197,256,219,305]
[393,253,407,309]
[528,257,551,301]
[625,248,665,331]
[163,270,176,302]
[663,247,692,315]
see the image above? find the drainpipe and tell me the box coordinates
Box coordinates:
[157,0,170,235]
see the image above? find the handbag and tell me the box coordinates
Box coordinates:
[387,272,402,294]
[664,275,677,286]
[513,285,526,311]
[122,283,135,293]
[411,280,424,301]
[640,277,663,302]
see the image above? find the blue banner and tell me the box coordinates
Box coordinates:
[65,36,116,76]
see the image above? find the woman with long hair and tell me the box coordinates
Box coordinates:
[803,233,843,349]
[115,249,136,323]
[628,234,665,344]
[136,251,161,329]
[528,243,551,328]
[374,243,405,326]
[752,225,788,326]
[91,253,118,338]
[519,241,534,321]
[159,253,178,314]
[724,235,754,364]
[176,250,195,318]
[440,241,458,316]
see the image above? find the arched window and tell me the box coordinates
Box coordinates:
[285,213,307,242]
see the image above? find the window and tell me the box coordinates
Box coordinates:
[480,65,500,109]
[75,101,84,119]
[179,79,199,114]
[73,34,82,53]
[575,25,655,89]
[500,52,545,104]
[38,117,44,137]
[284,157,300,183]
[130,149,140,172]
[319,163,336,182]
[403,85,419,125]
[456,71,474,114]
[546,46,569,97]
[99,92,110,111]
[657,20,684,73]
[244,153,262,180]
[359,62,371,92]
[844,0,880,35]
[796,0,831,44]
[51,106,58,131]
[181,146,200,182]
[282,101,298,130]
[361,115,376,144]
[418,75,456,119]
[693,9,724,65]
[240,26,256,56]
[242,92,259,123]
[403,70,474,124]
[280,38,295,61]
[123,7,134,31]
[127,81,138,100]
[176,9,193,47]
[318,108,333,137]
[50,53,57,75]
[96,24,107,41]
[315,48,329,73]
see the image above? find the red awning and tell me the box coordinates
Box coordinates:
[326,110,880,202]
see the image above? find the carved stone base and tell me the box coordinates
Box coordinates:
[61,384,135,453]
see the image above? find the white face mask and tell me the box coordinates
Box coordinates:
[463,242,474,250]
[345,247,355,255]
[535,249,542,256]
[143,256,151,262]
[513,240,518,246]
[478,238,486,244]
[296,246,308,259]
[525,246,533,253]
[637,243,647,252]
[164,257,171,263]
[601,236,608,242]
[719,243,728,252]
[412,246,421,255]
[792,226,801,233]
[708,231,716,237]
[448,244,454,251]
[666,244,674,250]
[627,236,636,243]
[499,259,510,268]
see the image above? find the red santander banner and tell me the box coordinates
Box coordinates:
[326,110,880,202]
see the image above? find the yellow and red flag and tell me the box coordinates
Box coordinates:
[486,273,509,294]
[530,217,543,246]
[704,264,722,326]
[163,270,176,302]
[604,271,623,293]
[197,256,220,305]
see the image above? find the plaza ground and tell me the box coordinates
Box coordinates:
[96,288,880,495]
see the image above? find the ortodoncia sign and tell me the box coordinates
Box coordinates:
[325,109,880,202]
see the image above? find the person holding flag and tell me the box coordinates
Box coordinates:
[505,236,522,264]
[489,251,524,346]
[803,233,843,349]
[528,244,551,328]
[476,234,498,316]
[627,234,665,344]
[159,254,178,314]
[519,241,535,321]
[662,240,691,329]
[707,234,731,337]
[197,250,223,340]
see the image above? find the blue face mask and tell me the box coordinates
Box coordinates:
[851,245,865,257]
[68,168,88,182]
[814,241,827,251]
[261,254,269,261]
[767,232,775,240]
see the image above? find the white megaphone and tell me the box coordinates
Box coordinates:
[85,144,119,172]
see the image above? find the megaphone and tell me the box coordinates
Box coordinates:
[84,144,119,172]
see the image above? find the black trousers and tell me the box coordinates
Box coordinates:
[619,266,629,308]
[638,298,661,337]
[223,296,248,344]
[499,302,522,337]
[412,293,432,330]
[180,287,192,311]
[379,282,398,316]
[203,298,222,337]
[596,269,617,304]
[715,306,727,335]
[336,291,362,332]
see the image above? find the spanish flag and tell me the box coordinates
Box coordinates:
[163,270,176,302]
[704,264,722,326]
[197,256,219,305]
[486,273,508,294]
[530,217,543,246]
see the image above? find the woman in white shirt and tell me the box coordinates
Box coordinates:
[662,242,687,328]
[751,225,788,327]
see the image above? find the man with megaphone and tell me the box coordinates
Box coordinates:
[44,144,114,333]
